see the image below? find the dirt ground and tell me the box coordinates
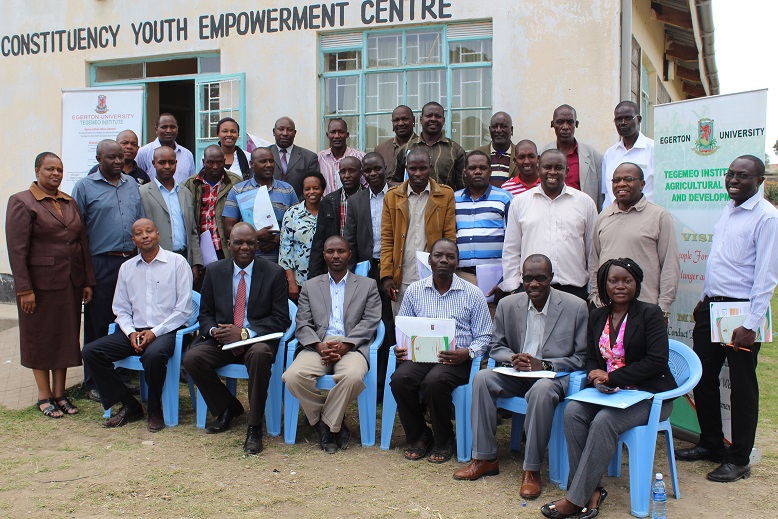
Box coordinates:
[1,390,776,519]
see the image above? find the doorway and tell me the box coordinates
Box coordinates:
[145,79,195,155]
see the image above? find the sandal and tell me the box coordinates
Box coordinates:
[427,438,454,464]
[37,398,62,419]
[540,499,582,519]
[578,487,607,519]
[54,396,79,415]
[404,431,433,461]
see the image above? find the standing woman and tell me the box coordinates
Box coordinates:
[279,171,326,301]
[216,117,252,180]
[6,152,95,418]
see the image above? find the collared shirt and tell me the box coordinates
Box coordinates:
[523,296,550,358]
[136,138,197,185]
[375,134,416,175]
[394,134,466,190]
[339,186,362,231]
[325,272,348,337]
[154,178,187,252]
[194,173,223,251]
[563,142,581,190]
[590,196,680,311]
[602,132,655,207]
[502,176,540,197]
[502,185,597,291]
[88,161,150,185]
[317,147,366,196]
[279,202,318,287]
[113,247,193,337]
[454,185,512,267]
[398,274,492,358]
[369,184,388,259]
[488,142,512,183]
[72,171,145,256]
[703,192,778,331]
[402,182,430,285]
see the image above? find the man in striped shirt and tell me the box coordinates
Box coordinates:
[502,140,541,197]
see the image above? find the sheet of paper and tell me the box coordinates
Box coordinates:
[492,366,566,379]
[222,332,285,351]
[709,302,772,343]
[252,185,280,232]
[476,263,503,303]
[411,335,451,363]
[566,387,653,409]
[199,230,218,266]
[395,316,456,361]
[416,251,432,279]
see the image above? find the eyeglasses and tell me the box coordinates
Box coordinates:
[613,114,639,124]
[611,176,642,183]
[724,172,760,181]
[522,274,550,284]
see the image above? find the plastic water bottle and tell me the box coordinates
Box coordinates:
[651,473,667,518]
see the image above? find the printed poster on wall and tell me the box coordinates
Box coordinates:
[60,86,144,194]
[654,89,768,441]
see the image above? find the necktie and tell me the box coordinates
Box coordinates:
[280,148,288,176]
[232,270,246,356]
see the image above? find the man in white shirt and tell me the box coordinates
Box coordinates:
[501,149,597,300]
[136,113,196,185]
[82,219,193,432]
[601,101,655,208]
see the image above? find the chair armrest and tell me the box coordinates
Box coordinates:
[108,323,117,335]
[468,355,483,382]
[486,357,496,369]
[566,371,586,395]
[176,323,200,337]
[285,339,298,369]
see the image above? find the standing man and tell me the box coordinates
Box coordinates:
[82,219,192,432]
[501,150,596,300]
[502,140,541,197]
[87,130,150,185]
[136,113,196,185]
[602,101,655,207]
[392,102,465,191]
[318,118,365,196]
[453,255,587,500]
[381,148,457,314]
[223,147,298,264]
[476,112,516,188]
[283,236,382,453]
[308,156,363,278]
[183,222,291,455]
[375,105,416,176]
[269,116,321,200]
[184,145,243,261]
[676,156,778,483]
[589,162,679,315]
[140,147,203,282]
[541,104,603,210]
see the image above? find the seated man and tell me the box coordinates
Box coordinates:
[453,254,587,501]
[183,222,291,455]
[82,218,193,432]
[390,238,492,463]
[283,236,381,453]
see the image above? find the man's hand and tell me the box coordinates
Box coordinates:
[511,353,543,372]
[393,345,408,363]
[587,369,610,386]
[288,283,300,302]
[315,342,344,365]
[731,326,757,352]
[438,348,470,366]
[256,226,280,253]
[381,277,398,302]
[213,324,243,345]
[486,286,507,305]
[20,292,36,314]
[192,265,204,284]
[137,330,157,350]
[82,287,93,305]
[129,331,143,353]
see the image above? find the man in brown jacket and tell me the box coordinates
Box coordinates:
[380,148,456,314]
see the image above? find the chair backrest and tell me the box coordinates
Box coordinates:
[283,300,298,343]
[666,339,703,396]
[355,260,370,277]
[188,292,201,328]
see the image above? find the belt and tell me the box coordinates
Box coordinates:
[104,250,136,258]
[704,295,749,303]
[459,266,477,274]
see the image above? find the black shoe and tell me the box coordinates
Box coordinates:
[244,426,263,455]
[706,462,751,483]
[315,419,337,453]
[675,444,726,462]
[205,400,245,434]
[335,423,351,450]
[85,389,102,403]
[103,405,144,428]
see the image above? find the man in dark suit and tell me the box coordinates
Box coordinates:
[183,222,291,454]
[307,156,362,279]
[283,236,381,452]
[268,116,321,199]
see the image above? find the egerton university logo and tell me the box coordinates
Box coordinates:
[95,95,109,114]
[693,118,719,156]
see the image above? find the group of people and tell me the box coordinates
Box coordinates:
[7,96,777,517]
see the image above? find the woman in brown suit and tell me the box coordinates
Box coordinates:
[6,152,96,418]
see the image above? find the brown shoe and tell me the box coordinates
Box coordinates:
[520,470,542,499]
[103,405,144,428]
[453,459,500,480]
[147,413,165,433]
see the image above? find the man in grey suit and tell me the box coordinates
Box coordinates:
[282,235,382,453]
[268,116,321,199]
[140,146,203,282]
[453,254,587,501]
[541,104,603,211]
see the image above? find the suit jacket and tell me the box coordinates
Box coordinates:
[295,272,382,365]
[489,289,588,372]
[343,187,377,270]
[586,300,676,394]
[139,181,203,267]
[476,142,517,178]
[197,257,291,347]
[307,188,343,279]
[541,140,603,211]
[269,144,321,199]
[6,188,96,292]
[184,169,243,258]
[379,179,456,286]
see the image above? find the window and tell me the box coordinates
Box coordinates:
[92,55,220,83]
[320,22,492,151]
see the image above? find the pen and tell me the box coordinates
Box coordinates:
[724,343,751,352]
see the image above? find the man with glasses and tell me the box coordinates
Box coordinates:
[476,112,516,188]
[601,101,655,208]
[589,162,679,318]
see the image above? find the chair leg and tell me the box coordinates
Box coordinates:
[608,440,624,477]
[626,441,652,518]
[453,387,469,463]
[266,367,282,437]
[356,386,373,447]
[226,378,237,397]
[161,364,179,427]
[549,405,567,488]
[103,407,111,419]
[196,389,207,429]
[509,413,525,452]
[187,375,197,411]
[139,377,148,403]
[380,391,398,450]
[283,385,300,445]
[664,429,680,499]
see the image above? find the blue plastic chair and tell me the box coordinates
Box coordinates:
[102,292,201,427]
[193,299,297,436]
[354,260,370,277]
[380,353,483,463]
[485,358,585,489]
[606,339,702,517]
[283,321,385,447]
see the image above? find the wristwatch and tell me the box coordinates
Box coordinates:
[541,360,554,371]
[662,311,671,320]
[468,349,476,359]
[240,328,249,341]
